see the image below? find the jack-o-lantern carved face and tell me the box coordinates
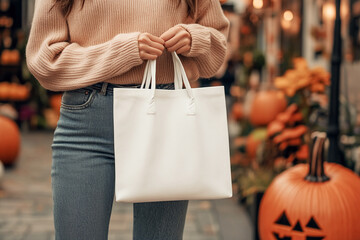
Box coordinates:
[272,211,324,240]
[259,135,360,240]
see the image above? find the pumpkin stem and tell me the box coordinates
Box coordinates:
[305,133,330,182]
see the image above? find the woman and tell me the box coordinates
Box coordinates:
[26,0,229,239]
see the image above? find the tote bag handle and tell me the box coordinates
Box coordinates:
[140,52,196,115]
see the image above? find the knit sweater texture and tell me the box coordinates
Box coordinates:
[26,0,229,91]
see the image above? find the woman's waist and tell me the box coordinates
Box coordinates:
[76,81,175,96]
[106,70,175,86]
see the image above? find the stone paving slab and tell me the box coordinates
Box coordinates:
[0,132,252,240]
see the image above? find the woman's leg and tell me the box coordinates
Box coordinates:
[51,88,115,240]
[133,200,189,240]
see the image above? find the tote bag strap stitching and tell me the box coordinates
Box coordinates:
[147,60,157,114]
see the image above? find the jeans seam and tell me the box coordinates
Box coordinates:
[61,90,97,110]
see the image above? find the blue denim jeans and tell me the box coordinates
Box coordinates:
[52,82,188,240]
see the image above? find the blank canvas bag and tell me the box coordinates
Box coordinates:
[113,52,232,202]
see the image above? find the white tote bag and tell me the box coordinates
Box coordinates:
[113,52,232,202]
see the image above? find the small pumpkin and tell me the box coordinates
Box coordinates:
[0,49,20,65]
[10,50,20,64]
[0,82,30,101]
[0,116,20,165]
[0,82,10,99]
[16,85,30,101]
[258,133,360,240]
[249,90,287,126]
[8,83,19,100]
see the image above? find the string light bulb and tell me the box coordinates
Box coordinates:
[283,10,294,22]
[323,2,336,21]
[253,0,263,9]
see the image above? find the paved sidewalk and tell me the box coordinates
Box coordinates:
[0,132,253,240]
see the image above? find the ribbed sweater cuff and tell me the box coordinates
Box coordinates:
[177,24,210,57]
[113,32,143,74]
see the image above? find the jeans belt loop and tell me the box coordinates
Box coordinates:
[100,82,109,96]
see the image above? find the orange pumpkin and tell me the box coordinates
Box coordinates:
[0,82,30,101]
[258,133,360,240]
[16,85,30,101]
[0,82,10,99]
[8,83,19,100]
[0,116,20,165]
[250,90,287,126]
[10,50,20,64]
[0,49,20,65]
[0,50,11,64]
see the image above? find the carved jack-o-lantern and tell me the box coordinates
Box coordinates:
[271,211,325,240]
[258,133,360,240]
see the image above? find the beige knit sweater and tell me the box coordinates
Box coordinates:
[26,0,229,91]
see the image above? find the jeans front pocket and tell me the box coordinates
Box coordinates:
[61,89,97,110]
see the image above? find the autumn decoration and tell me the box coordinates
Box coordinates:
[249,90,287,126]
[0,82,30,101]
[232,103,311,205]
[258,133,360,240]
[266,104,309,166]
[0,49,20,65]
[274,58,330,97]
[0,116,20,165]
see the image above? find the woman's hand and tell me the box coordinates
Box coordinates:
[138,33,165,60]
[160,26,192,54]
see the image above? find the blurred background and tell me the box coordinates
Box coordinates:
[1,0,360,239]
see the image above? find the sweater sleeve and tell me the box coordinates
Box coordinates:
[177,0,229,81]
[25,0,143,91]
